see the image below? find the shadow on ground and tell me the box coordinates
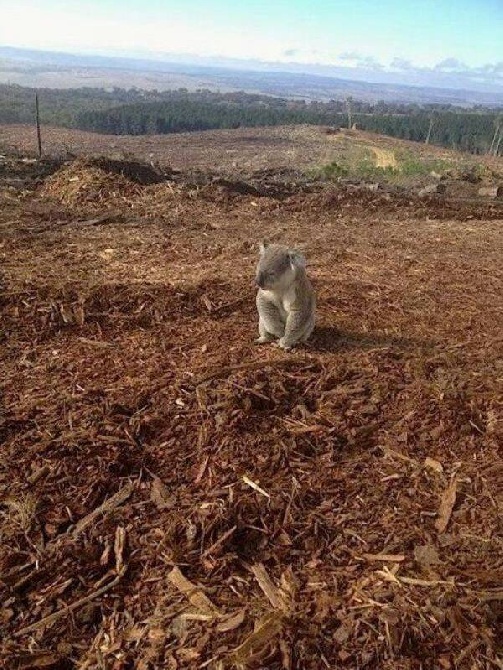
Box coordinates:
[309,324,425,353]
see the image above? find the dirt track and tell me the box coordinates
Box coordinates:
[1,155,502,669]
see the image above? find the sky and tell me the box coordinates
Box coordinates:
[0,0,501,75]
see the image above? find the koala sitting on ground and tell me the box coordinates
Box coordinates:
[255,241,316,350]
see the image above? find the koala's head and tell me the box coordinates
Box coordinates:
[255,241,306,291]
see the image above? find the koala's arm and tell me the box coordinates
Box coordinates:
[256,291,285,338]
[280,277,315,349]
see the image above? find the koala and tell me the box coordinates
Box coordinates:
[255,241,316,350]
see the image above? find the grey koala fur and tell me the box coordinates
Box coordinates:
[255,241,316,350]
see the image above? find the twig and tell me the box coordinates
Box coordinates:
[13,573,122,637]
[362,553,406,562]
[242,475,270,499]
[72,482,134,539]
[202,525,237,558]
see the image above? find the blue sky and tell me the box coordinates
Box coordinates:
[0,0,501,71]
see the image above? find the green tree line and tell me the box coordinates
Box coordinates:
[0,84,501,154]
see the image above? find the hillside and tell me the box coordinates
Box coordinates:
[0,135,502,669]
[2,123,502,181]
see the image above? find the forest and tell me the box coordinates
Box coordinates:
[1,84,501,154]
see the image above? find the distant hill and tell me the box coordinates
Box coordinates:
[1,46,502,106]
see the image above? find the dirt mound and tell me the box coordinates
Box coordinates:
[38,156,172,207]
[88,156,171,185]
[40,159,145,206]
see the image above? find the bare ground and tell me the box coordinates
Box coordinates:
[0,147,502,670]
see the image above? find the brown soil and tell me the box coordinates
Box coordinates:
[0,150,502,670]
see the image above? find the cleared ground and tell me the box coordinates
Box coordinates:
[0,140,502,669]
[2,123,502,177]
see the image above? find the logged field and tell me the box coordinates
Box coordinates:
[0,146,502,669]
[2,123,502,177]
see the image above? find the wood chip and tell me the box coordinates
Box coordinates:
[435,479,457,533]
[10,652,61,668]
[228,611,283,664]
[362,553,406,562]
[192,359,304,385]
[26,465,50,485]
[424,457,444,473]
[150,476,175,510]
[250,562,290,612]
[242,475,270,499]
[414,544,441,567]
[167,566,221,618]
[216,609,246,633]
[381,447,419,466]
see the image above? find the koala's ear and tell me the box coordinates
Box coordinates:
[259,240,268,255]
[289,250,306,270]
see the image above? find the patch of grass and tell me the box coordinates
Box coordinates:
[397,151,453,177]
[317,149,457,184]
[319,161,349,179]
[352,162,398,179]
